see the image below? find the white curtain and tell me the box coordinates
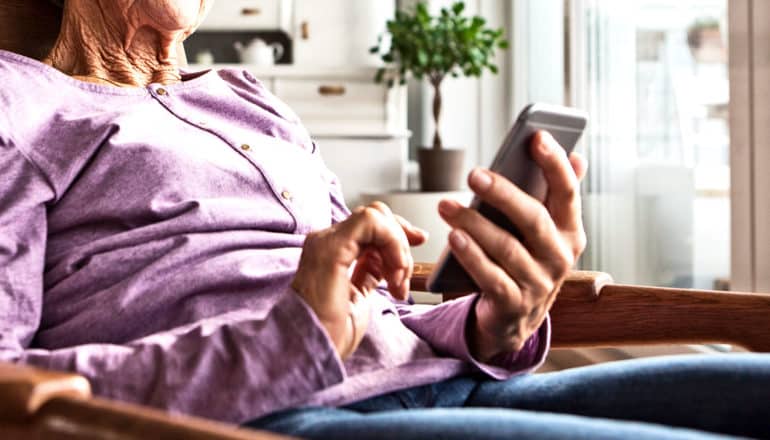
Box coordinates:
[569,0,730,288]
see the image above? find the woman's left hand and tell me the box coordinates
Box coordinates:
[438,131,588,362]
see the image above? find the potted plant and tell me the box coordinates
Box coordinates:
[686,17,725,63]
[370,1,508,191]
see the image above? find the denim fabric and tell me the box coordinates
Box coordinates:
[248,354,770,439]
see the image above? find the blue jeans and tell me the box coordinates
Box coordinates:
[246,354,770,439]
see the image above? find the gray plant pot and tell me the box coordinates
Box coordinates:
[418,147,465,192]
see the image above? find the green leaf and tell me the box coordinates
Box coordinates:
[417,50,428,66]
[373,1,506,88]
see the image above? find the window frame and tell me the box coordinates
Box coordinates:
[730,0,770,292]
[553,0,763,290]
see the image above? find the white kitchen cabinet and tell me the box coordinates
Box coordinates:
[292,0,394,67]
[198,0,293,31]
[274,76,405,136]
[198,0,394,66]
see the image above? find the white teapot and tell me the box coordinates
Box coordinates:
[233,39,284,66]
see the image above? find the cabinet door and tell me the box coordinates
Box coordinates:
[199,0,292,31]
[274,77,389,136]
[293,0,394,67]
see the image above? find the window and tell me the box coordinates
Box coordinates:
[568,0,730,288]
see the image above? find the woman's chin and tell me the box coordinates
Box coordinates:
[136,0,212,34]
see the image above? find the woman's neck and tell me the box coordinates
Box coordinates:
[43,3,185,87]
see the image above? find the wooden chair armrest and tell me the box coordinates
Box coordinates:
[411,263,770,352]
[410,263,608,302]
[0,361,91,422]
[551,281,770,352]
[0,362,292,439]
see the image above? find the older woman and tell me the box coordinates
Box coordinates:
[0,0,767,439]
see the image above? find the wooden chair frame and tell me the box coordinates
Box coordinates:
[2,1,769,438]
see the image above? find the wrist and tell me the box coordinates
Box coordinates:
[467,300,504,363]
[468,298,529,363]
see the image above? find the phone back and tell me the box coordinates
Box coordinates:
[426,103,587,293]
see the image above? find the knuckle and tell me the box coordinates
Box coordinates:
[553,249,575,275]
[360,206,381,223]
[485,278,510,298]
[530,276,555,297]
[510,301,529,319]
[529,205,553,238]
[573,230,588,256]
[369,200,392,216]
[562,179,579,200]
[304,231,322,248]
[498,235,520,265]
[338,237,359,259]
[528,304,545,322]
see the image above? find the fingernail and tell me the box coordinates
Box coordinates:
[538,141,551,156]
[449,230,468,250]
[408,220,429,237]
[537,133,554,156]
[415,227,430,241]
[470,169,492,191]
[439,200,461,217]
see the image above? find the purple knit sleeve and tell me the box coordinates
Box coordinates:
[396,294,550,378]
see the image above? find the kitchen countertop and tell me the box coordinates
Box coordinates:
[187,63,388,79]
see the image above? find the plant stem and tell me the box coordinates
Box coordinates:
[431,76,444,150]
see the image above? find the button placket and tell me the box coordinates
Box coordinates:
[235,141,293,207]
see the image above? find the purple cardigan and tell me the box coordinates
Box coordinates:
[0,50,549,423]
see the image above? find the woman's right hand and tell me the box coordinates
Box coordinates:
[291,202,427,359]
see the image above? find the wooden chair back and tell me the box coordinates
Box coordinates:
[0,0,62,59]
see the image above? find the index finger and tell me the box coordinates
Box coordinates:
[530,131,582,228]
[336,205,411,299]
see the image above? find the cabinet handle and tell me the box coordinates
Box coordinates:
[301,21,310,40]
[241,7,262,16]
[318,85,347,96]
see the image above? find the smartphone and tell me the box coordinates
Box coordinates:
[426,103,588,293]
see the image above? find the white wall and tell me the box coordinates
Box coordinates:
[400,0,513,175]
